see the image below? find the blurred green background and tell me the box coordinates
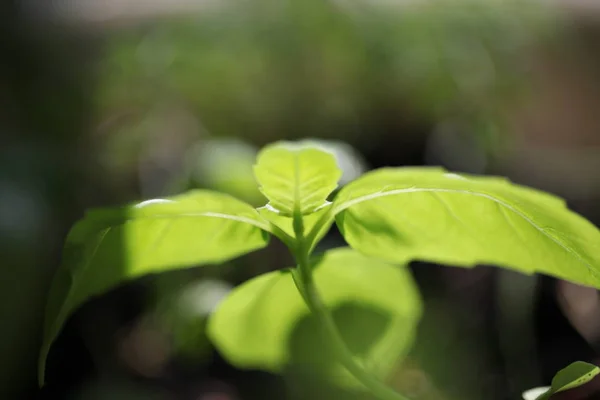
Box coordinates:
[4,0,600,399]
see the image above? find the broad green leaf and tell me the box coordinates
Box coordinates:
[532,361,599,400]
[334,167,600,288]
[207,247,422,384]
[39,190,270,386]
[253,141,342,216]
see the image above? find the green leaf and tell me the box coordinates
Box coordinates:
[334,167,600,288]
[207,247,422,384]
[39,190,270,386]
[533,361,600,400]
[253,141,342,216]
[258,204,333,251]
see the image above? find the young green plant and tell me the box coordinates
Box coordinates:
[39,141,600,399]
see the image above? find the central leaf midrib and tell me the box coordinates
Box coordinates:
[293,152,301,213]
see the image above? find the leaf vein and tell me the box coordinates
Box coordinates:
[335,188,598,279]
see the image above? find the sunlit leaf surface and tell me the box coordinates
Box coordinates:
[334,167,600,288]
[254,141,341,216]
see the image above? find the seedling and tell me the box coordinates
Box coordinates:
[39,140,600,399]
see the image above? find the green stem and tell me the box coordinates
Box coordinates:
[291,211,410,400]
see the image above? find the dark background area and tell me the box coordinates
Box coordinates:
[3,1,600,399]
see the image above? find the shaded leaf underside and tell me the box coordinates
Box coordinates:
[207,248,422,385]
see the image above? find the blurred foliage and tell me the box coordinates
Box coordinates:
[153,276,232,361]
[94,0,557,190]
[189,138,263,205]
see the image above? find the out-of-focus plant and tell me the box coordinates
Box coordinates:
[39,140,600,399]
[154,276,233,360]
[94,0,556,163]
[187,138,264,205]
